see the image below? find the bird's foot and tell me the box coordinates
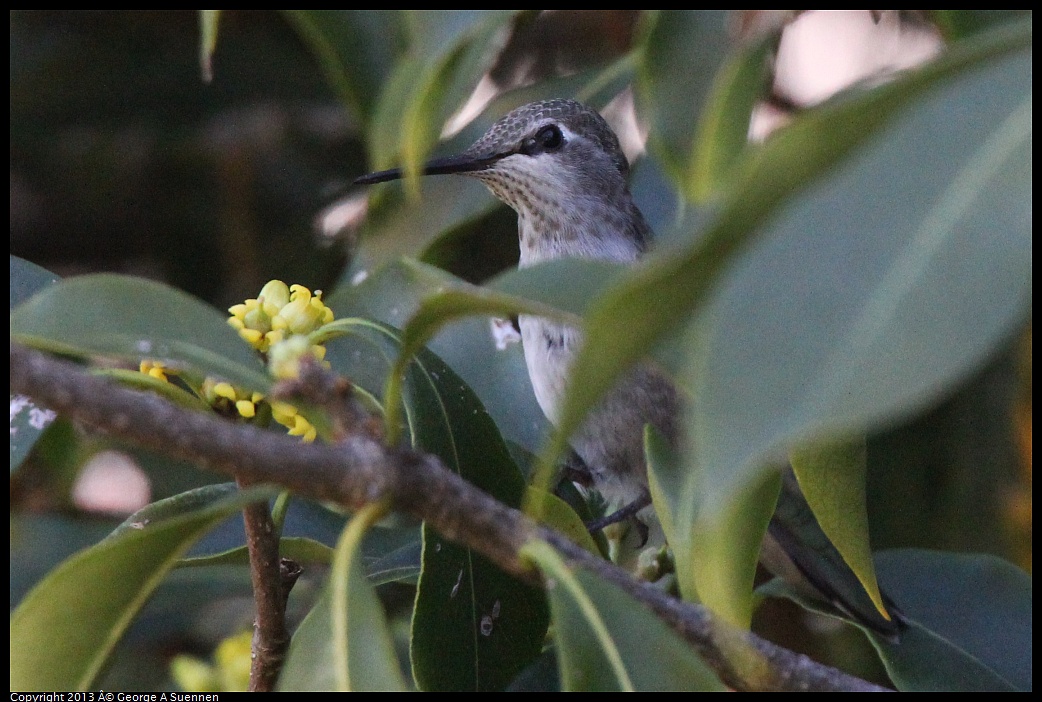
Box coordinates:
[585,493,652,545]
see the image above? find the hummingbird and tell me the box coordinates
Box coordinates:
[355,98,901,639]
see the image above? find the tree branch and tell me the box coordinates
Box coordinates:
[9,342,890,692]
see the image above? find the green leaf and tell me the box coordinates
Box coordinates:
[10,484,277,691]
[788,437,887,619]
[679,31,1030,625]
[350,176,502,272]
[94,367,212,411]
[10,273,271,392]
[690,472,780,628]
[930,10,1030,41]
[364,539,422,586]
[332,260,535,429]
[406,348,548,691]
[686,36,1031,518]
[488,258,629,316]
[644,425,681,551]
[871,550,1031,691]
[10,255,60,309]
[368,256,631,500]
[686,34,773,201]
[349,61,635,272]
[197,10,220,83]
[521,540,725,691]
[178,525,420,585]
[106,482,241,538]
[328,258,622,454]
[10,385,59,476]
[524,487,601,557]
[635,10,733,189]
[282,10,404,126]
[10,256,61,474]
[279,503,408,692]
[647,422,779,628]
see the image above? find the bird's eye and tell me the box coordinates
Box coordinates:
[523,124,565,155]
[537,125,564,150]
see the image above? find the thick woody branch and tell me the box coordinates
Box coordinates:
[9,343,889,692]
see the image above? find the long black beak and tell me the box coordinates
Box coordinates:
[353,151,509,185]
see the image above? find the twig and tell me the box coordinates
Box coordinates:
[237,476,292,692]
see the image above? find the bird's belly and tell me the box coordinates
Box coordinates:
[519,315,576,426]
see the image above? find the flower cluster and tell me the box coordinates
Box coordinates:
[171,629,252,692]
[139,360,171,382]
[228,280,333,354]
[140,281,334,444]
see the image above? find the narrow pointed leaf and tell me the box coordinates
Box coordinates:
[351,54,636,271]
[789,437,887,619]
[197,10,220,83]
[689,471,780,627]
[364,539,422,586]
[636,10,733,188]
[407,348,548,691]
[686,35,773,201]
[349,176,501,272]
[524,487,601,556]
[383,258,621,441]
[645,425,681,549]
[649,421,779,627]
[369,10,517,186]
[399,11,516,187]
[177,536,335,568]
[931,10,1030,41]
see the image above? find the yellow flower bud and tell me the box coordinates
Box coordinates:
[268,335,316,380]
[270,401,298,426]
[170,655,219,693]
[237,328,264,347]
[228,280,335,357]
[139,360,171,382]
[287,414,317,442]
[277,297,323,335]
[258,280,290,309]
[213,382,237,401]
[214,630,253,692]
